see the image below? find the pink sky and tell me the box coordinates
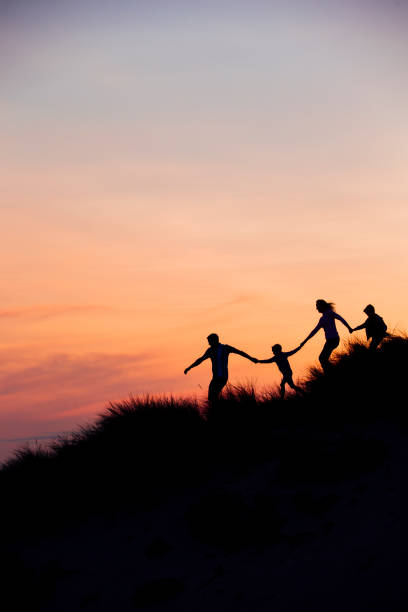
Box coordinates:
[1,0,407,462]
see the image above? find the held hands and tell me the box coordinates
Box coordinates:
[251,357,259,363]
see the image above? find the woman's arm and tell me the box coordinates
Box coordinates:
[352,321,367,332]
[333,312,353,333]
[300,322,321,346]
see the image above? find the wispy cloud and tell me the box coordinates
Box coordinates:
[0,304,115,321]
[0,352,154,397]
[0,348,183,430]
[0,347,185,463]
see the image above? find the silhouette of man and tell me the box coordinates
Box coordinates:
[184,333,257,404]
[352,304,387,350]
[257,343,303,399]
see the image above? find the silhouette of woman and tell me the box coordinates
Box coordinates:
[300,299,353,372]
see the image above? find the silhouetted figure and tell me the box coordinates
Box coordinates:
[300,299,352,373]
[352,304,388,350]
[257,343,303,399]
[184,333,257,405]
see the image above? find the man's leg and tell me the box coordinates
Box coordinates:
[206,377,228,420]
[208,377,228,404]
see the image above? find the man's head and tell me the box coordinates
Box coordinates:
[272,343,282,355]
[207,333,220,347]
[364,304,375,315]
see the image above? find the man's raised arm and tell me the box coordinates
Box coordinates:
[184,351,209,375]
[228,346,258,363]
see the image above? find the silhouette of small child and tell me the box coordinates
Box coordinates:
[352,304,388,350]
[257,344,303,399]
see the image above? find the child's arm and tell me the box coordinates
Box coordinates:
[257,357,276,364]
[352,321,367,332]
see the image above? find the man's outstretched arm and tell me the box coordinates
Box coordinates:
[184,352,209,375]
[228,346,258,363]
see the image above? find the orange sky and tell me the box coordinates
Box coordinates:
[1,0,407,462]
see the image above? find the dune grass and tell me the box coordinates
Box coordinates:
[1,334,407,539]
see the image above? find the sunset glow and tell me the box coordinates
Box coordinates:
[1,0,407,461]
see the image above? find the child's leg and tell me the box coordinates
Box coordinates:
[287,376,304,395]
[280,379,286,399]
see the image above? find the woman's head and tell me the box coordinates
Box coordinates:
[316,299,335,313]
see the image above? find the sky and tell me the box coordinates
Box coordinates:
[1,0,407,462]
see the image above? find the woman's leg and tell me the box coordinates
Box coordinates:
[319,337,340,372]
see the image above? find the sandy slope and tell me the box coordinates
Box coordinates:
[11,419,408,612]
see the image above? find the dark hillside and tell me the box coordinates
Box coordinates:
[2,335,408,611]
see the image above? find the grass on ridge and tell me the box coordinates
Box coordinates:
[0,334,406,537]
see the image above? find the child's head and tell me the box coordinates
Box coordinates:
[272,343,282,355]
[363,304,375,315]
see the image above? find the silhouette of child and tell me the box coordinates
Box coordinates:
[257,344,303,399]
[352,304,388,350]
